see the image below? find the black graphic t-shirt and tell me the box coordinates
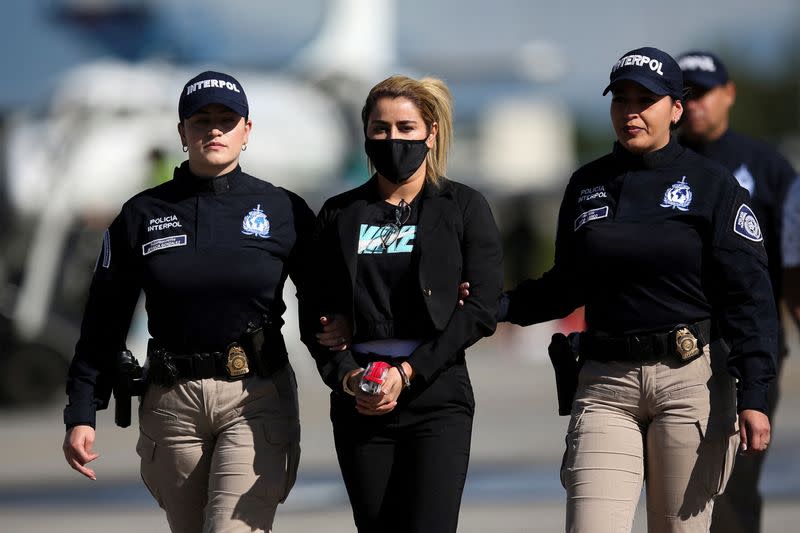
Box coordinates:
[354,197,431,340]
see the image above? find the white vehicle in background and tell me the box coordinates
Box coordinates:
[0,0,432,404]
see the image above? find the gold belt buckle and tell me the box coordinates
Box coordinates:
[226,343,250,378]
[675,327,700,361]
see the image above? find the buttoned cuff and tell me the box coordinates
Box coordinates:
[738,387,769,414]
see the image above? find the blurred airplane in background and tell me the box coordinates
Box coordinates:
[0,0,397,404]
[0,0,574,404]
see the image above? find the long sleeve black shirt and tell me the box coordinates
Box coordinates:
[681,129,797,306]
[506,137,778,412]
[64,163,314,428]
[307,177,503,391]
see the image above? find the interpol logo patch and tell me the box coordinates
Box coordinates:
[142,235,188,255]
[733,204,763,242]
[242,204,270,238]
[660,177,692,211]
[574,206,609,231]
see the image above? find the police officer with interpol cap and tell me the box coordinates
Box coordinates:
[498,46,777,532]
[61,70,316,532]
[675,49,797,533]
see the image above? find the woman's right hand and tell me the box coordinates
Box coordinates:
[346,371,399,416]
[738,409,771,455]
[355,388,399,416]
[317,314,353,351]
[63,425,100,480]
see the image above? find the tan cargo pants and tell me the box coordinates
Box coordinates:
[561,341,740,533]
[136,364,300,533]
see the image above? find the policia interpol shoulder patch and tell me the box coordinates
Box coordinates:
[733,204,763,242]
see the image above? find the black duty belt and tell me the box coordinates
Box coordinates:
[581,319,711,363]
[147,339,288,387]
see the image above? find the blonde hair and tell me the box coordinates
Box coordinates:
[361,75,454,184]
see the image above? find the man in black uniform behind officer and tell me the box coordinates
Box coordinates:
[677,50,797,533]
[62,71,315,532]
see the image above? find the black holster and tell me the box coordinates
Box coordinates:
[113,350,145,428]
[146,345,180,388]
[548,333,581,416]
[241,314,289,378]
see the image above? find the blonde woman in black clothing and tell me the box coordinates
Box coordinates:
[304,75,503,533]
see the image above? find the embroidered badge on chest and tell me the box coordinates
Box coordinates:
[660,176,692,211]
[242,204,270,238]
[733,204,763,242]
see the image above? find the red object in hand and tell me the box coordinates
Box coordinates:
[360,361,390,395]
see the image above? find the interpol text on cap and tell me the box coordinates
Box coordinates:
[178,71,248,120]
[603,46,684,100]
[676,51,729,89]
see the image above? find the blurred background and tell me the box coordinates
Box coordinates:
[1,0,800,531]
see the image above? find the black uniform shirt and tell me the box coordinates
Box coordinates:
[64,162,314,427]
[507,137,778,412]
[681,129,797,304]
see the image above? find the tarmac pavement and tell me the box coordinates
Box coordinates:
[2,320,800,532]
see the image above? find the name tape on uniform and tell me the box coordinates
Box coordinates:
[142,235,188,256]
[574,206,609,231]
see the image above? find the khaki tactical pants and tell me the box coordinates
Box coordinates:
[136,365,300,533]
[561,341,739,533]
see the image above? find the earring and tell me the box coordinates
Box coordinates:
[182,145,188,153]
[241,144,247,151]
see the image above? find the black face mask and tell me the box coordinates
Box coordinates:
[364,138,429,184]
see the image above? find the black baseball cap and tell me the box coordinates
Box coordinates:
[603,46,683,100]
[178,71,248,120]
[676,51,729,89]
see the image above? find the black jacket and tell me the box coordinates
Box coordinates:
[681,129,797,305]
[303,176,503,391]
[505,138,778,413]
[64,163,315,428]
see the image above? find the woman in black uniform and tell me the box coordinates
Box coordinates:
[62,71,314,533]
[502,47,776,532]
[306,75,503,533]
